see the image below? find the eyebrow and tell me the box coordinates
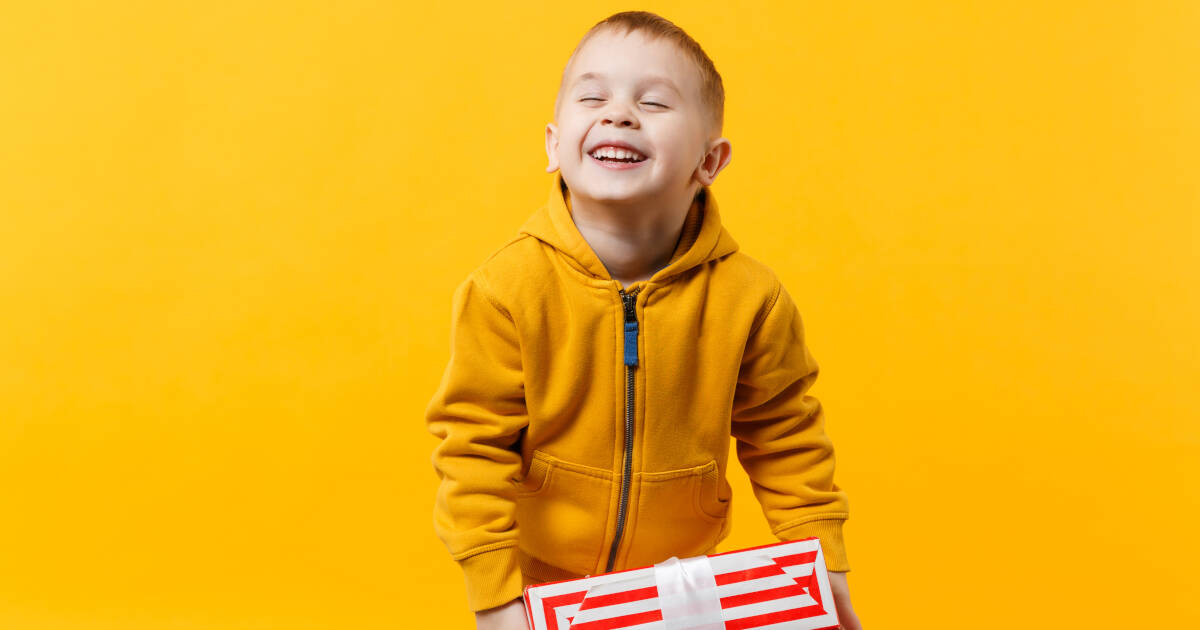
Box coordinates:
[573,71,682,96]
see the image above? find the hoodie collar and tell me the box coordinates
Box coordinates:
[518,172,739,285]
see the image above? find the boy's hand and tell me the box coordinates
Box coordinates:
[474,597,529,630]
[828,571,864,630]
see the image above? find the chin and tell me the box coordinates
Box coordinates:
[574,173,658,200]
[582,182,655,205]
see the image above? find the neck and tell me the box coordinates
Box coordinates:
[567,184,698,288]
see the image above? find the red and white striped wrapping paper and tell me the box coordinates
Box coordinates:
[522,537,839,630]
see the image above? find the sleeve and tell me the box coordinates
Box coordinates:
[730,279,851,572]
[425,271,529,611]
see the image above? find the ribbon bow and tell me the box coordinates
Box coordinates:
[651,555,726,630]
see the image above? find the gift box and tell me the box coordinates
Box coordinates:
[523,537,839,630]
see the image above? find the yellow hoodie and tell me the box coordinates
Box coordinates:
[426,173,850,612]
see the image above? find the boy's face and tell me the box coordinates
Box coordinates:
[546,29,731,205]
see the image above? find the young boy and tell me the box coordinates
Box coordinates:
[426,11,863,630]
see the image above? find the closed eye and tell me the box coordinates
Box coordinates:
[580,97,667,108]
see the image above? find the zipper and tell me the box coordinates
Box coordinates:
[605,286,640,573]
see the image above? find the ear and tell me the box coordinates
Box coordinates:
[693,137,732,186]
[545,123,560,173]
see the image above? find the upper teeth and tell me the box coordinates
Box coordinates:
[590,146,645,160]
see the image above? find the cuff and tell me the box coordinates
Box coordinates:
[458,545,525,612]
[774,518,850,572]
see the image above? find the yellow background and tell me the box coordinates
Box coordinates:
[2,2,1196,628]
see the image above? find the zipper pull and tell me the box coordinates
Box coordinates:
[621,289,639,367]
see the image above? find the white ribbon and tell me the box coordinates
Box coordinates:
[652,555,725,630]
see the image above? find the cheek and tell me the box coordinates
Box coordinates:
[560,122,589,147]
[652,126,697,159]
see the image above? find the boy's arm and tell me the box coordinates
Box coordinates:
[729,279,851,572]
[426,271,529,612]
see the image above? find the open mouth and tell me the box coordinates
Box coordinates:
[588,146,649,168]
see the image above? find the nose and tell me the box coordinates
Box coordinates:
[601,101,639,128]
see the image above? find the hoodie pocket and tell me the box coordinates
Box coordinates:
[695,461,732,521]
[514,450,552,496]
[514,450,611,576]
[624,460,730,569]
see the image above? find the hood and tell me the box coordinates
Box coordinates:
[518,172,740,284]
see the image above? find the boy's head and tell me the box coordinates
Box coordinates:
[545,11,732,206]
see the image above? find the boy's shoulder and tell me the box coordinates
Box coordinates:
[712,248,785,291]
[452,232,543,307]
[713,250,789,331]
